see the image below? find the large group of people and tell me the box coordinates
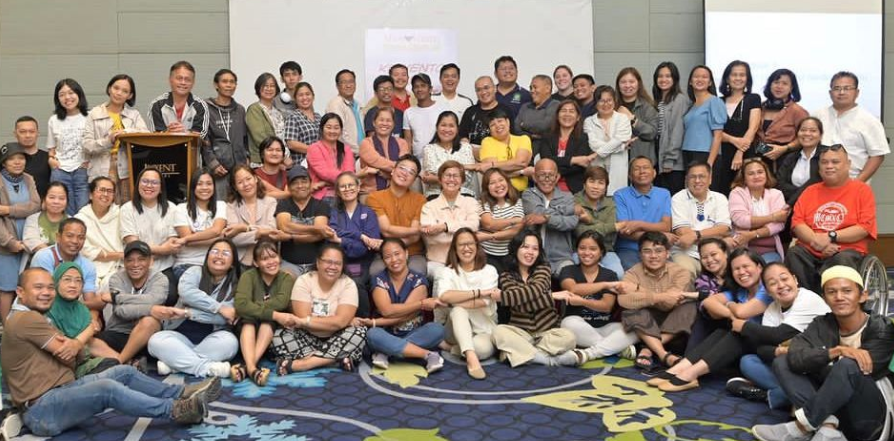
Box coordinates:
[0,56,892,441]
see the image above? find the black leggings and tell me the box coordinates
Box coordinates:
[684,328,750,372]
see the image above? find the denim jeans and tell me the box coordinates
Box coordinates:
[600,252,625,279]
[739,354,789,409]
[22,365,183,436]
[366,322,444,357]
[279,261,314,279]
[617,248,641,271]
[50,167,89,216]
[760,252,782,264]
[148,330,239,377]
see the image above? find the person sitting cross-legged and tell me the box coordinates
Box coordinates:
[1,268,220,437]
[752,265,894,441]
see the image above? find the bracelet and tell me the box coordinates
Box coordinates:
[372,318,377,328]
[305,316,311,326]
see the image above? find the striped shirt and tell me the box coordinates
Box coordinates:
[480,199,524,256]
[499,265,560,333]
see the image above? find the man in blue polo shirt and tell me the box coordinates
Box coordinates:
[493,55,532,119]
[30,218,98,299]
[614,156,673,271]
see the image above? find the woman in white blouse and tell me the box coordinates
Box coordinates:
[75,177,124,292]
[119,167,182,274]
[435,227,499,380]
[583,85,632,196]
[422,111,477,199]
[173,169,228,277]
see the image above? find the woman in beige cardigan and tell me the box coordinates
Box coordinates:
[82,74,149,203]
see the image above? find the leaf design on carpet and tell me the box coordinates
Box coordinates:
[371,362,428,388]
[181,415,306,441]
[364,428,448,441]
[651,419,754,441]
[606,431,647,441]
[225,367,339,398]
[522,375,676,432]
[580,355,635,370]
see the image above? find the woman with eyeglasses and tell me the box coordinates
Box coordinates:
[728,159,788,264]
[271,244,367,374]
[478,109,533,192]
[119,167,183,275]
[172,169,227,278]
[148,239,241,378]
[329,171,382,317]
[245,73,286,168]
[755,69,808,163]
[434,227,499,379]
[75,177,124,292]
[365,238,446,373]
[421,161,481,280]
[583,85,632,196]
[491,230,579,367]
[716,60,762,195]
[359,107,409,197]
[232,239,296,386]
[422,111,477,199]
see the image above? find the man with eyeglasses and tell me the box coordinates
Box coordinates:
[458,76,517,146]
[147,61,209,137]
[275,165,335,279]
[493,55,532,119]
[812,71,889,182]
[89,240,187,368]
[784,145,877,294]
[362,75,404,137]
[522,158,578,275]
[367,154,428,276]
[670,161,731,277]
[325,69,363,152]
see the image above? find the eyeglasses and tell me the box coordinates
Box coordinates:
[396,165,418,176]
[457,242,476,249]
[442,172,462,180]
[209,249,232,257]
[318,258,343,267]
[140,178,161,187]
[597,99,614,105]
[376,86,394,93]
[535,173,557,180]
[818,144,845,154]
[641,247,667,255]
[831,86,856,93]
[687,174,709,181]
[96,187,115,195]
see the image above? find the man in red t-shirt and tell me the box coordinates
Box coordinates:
[785,145,877,293]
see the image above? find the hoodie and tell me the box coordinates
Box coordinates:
[205,97,249,171]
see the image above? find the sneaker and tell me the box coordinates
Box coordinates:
[0,411,22,440]
[157,360,172,376]
[619,344,637,361]
[206,361,232,378]
[372,353,389,370]
[425,352,444,374]
[172,395,206,425]
[810,427,846,441]
[726,377,768,402]
[752,422,811,441]
[181,377,222,404]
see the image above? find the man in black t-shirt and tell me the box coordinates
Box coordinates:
[458,76,517,146]
[14,116,50,198]
[275,166,335,277]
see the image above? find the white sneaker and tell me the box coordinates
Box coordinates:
[0,411,22,440]
[206,361,232,378]
[425,352,444,374]
[372,353,389,370]
[157,360,172,376]
[619,345,637,360]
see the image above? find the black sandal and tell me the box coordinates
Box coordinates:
[661,352,682,368]
[251,367,270,386]
[230,363,247,383]
[340,357,356,373]
[276,357,295,376]
[634,349,654,370]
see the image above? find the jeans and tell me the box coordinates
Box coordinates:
[774,355,886,440]
[51,167,89,216]
[760,251,782,264]
[366,322,444,357]
[739,354,789,409]
[148,330,239,377]
[617,248,641,271]
[22,365,183,437]
[600,252,625,280]
[280,261,314,279]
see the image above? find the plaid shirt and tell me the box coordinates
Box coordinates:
[284,110,321,163]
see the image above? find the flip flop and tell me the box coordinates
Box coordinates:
[230,363,247,383]
[276,357,295,376]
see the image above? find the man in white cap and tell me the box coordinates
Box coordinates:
[752,265,894,441]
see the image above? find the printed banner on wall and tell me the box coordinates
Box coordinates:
[364,29,458,99]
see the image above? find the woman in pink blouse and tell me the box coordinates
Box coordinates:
[727,158,788,263]
[306,113,364,203]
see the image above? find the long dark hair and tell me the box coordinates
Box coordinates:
[720,60,753,96]
[762,69,802,103]
[187,168,217,221]
[429,111,462,152]
[505,229,546,277]
[133,167,169,217]
[652,61,681,104]
[697,237,729,281]
[106,74,137,107]
[550,99,583,139]
[446,227,486,273]
[320,112,347,168]
[727,248,765,292]
[687,65,718,102]
[199,238,241,302]
[53,78,88,120]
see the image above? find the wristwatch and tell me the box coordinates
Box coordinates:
[695,230,702,241]
[828,231,838,243]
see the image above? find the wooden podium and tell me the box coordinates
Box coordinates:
[119,132,201,203]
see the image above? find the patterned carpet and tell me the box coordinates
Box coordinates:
[5,353,790,441]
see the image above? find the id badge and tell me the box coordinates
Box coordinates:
[312,298,330,317]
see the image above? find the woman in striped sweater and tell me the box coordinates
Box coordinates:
[491,230,579,367]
